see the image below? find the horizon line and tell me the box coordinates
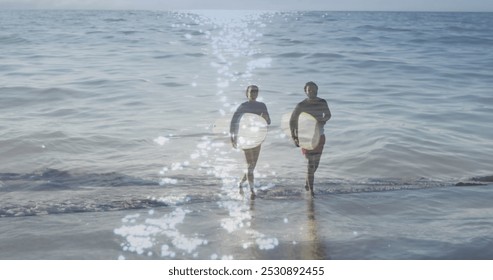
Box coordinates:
[1,8,492,13]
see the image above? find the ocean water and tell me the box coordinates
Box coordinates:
[0,10,492,260]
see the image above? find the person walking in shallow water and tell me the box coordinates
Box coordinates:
[230,85,271,199]
[290,81,331,198]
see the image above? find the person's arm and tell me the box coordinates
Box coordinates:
[320,99,331,124]
[289,104,301,147]
[260,103,271,125]
[230,105,244,148]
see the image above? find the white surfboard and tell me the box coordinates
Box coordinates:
[281,112,320,150]
[298,112,320,150]
[236,113,268,149]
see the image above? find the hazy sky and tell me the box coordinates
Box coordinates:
[1,0,492,11]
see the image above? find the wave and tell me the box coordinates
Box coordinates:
[153,54,176,59]
[159,82,188,87]
[185,52,206,57]
[356,24,412,33]
[436,36,493,46]
[1,169,491,218]
[339,36,364,42]
[103,18,127,22]
[271,37,304,46]
[0,197,169,218]
[2,170,491,193]
[445,26,485,33]
[0,86,95,109]
[0,34,31,44]
[276,52,307,58]
[308,52,345,59]
[0,169,156,191]
[0,169,166,218]
[471,176,493,183]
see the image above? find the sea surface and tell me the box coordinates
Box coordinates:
[0,10,492,260]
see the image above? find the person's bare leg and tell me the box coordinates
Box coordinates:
[306,153,321,198]
[238,173,247,195]
[245,146,261,199]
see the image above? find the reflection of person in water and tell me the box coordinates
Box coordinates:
[290,81,331,198]
[303,198,328,259]
[230,85,271,199]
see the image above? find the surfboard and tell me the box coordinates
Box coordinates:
[298,112,320,150]
[281,112,320,150]
[236,113,268,149]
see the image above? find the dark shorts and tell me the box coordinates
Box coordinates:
[302,134,326,156]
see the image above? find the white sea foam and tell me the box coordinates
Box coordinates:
[159,167,169,174]
[159,178,178,185]
[157,195,190,206]
[154,136,170,146]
